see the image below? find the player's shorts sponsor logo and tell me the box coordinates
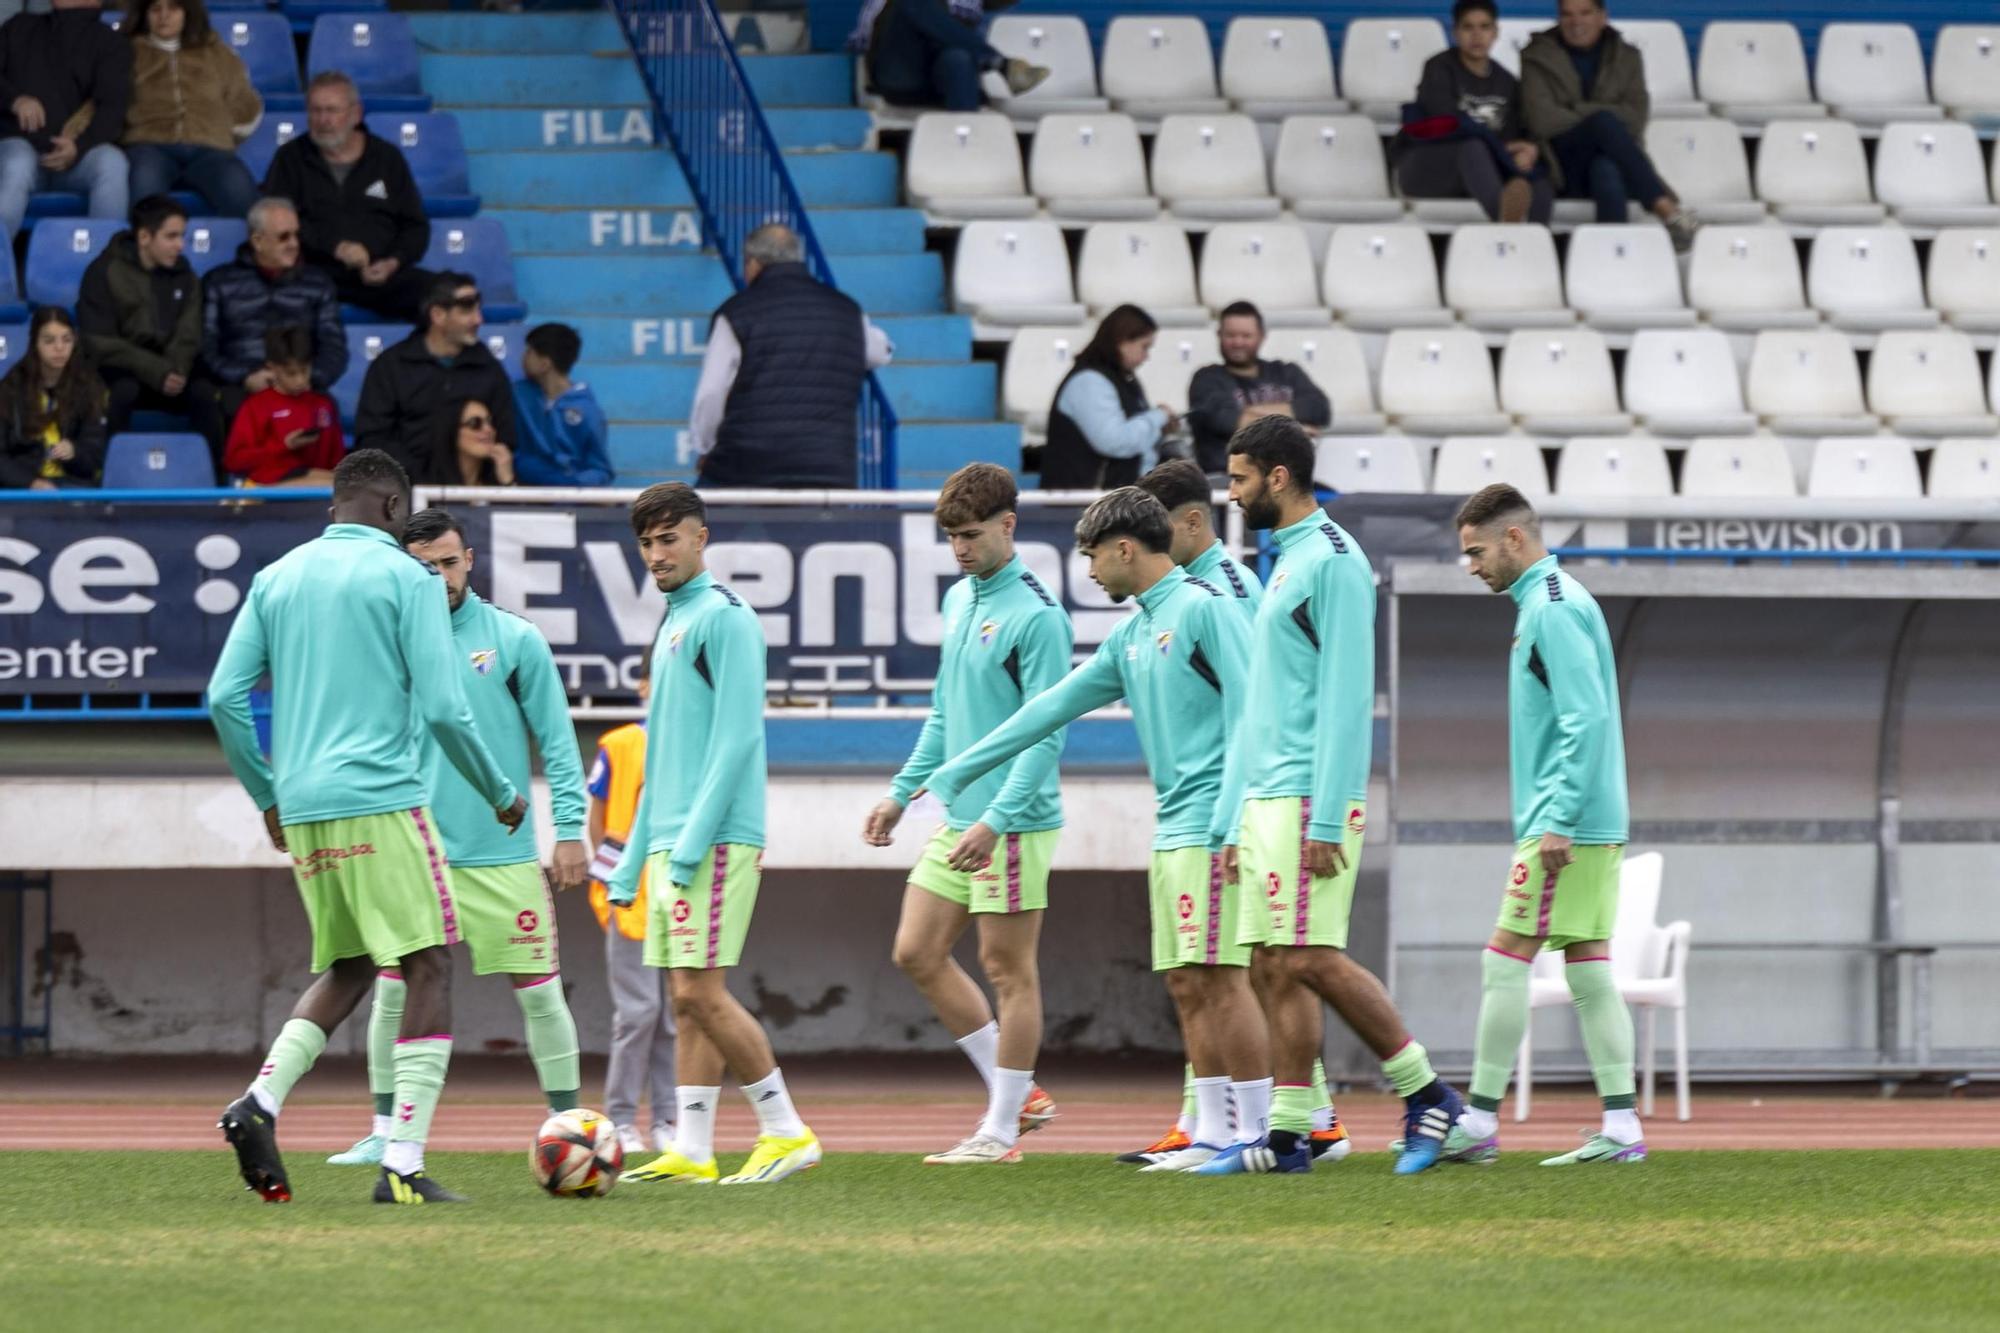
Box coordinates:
[1511,862,1531,886]
[1507,886,1534,904]
[1155,629,1175,656]
[667,628,687,655]
[516,909,538,932]
[292,843,377,881]
[1347,807,1366,836]
[1266,870,1282,899]
[978,619,999,647]
[1177,892,1194,920]
[671,898,692,924]
[470,648,497,675]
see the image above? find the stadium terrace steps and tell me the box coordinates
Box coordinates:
[455,105,874,153]
[417,51,854,108]
[480,206,926,257]
[467,149,898,209]
[514,252,943,316]
[610,421,1024,488]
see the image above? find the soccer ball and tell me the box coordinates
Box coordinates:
[531,1108,624,1197]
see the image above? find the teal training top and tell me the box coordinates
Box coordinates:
[888,554,1073,833]
[1507,554,1629,844]
[610,570,768,894]
[1186,538,1263,613]
[1233,511,1376,846]
[929,566,1250,852]
[208,523,516,826]
[421,590,587,868]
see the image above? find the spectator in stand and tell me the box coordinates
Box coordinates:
[419,394,513,487]
[856,0,1048,113]
[119,0,261,217]
[691,222,894,489]
[354,271,516,481]
[0,0,131,242]
[512,321,613,488]
[263,70,431,320]
[1185,301,1331,477]
[0,308,108,490]
[201,196,347,421]
[77,193,225,458]
[1396,0,1553,224]
[1039,303,1175,491]
[1519,0,1696,246]
[222,324,344,486]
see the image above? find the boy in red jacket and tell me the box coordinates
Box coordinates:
[223,326,347,485]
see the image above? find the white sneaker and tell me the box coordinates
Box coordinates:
[651,1122,675,1153]
[1138,1143,1224,1173]
[922,1133,1023,1165]
[616,1124,647,1155]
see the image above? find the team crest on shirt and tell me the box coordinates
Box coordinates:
[979,620,999,647]
[1155,630,1175,656]
[469,649,497,675]
[1270,571,1290,591]
[668,628,687,654]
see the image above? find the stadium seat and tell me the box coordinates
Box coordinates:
[1134,326,1218,414]
[1680,436,1799,496]
[1429,435,1550,496]
[1865,329,1998,437]
[1554,435,1673,497]
[1814,24,1940,125]
[101,434,216,489]
[1931,26,2000,122]
[1491,18,1536,75]
[1686,225,1817,331]
[329,323,405,422]
[1442,224,1574,331]
[1564,224,1695,331]
[235,111,303,182]
[1151,114,1279,224]
[1621,329,1758,437]
[1099,17,1229,123]
[1075,222,1206,325]
[478,323,526,379]
[905,113,1034,221]
[307,14,428,112]
[1028,114,1160,223]
[1805,227,1938,333]
[1219,17,1343,121]
[1872,122,2000,232]
[1321,223,1450,330]
[1315,436,1425,492]
[1619,20,1705,119]
[1195,223,1323,325]
[1805,436,1921,497]
[1498,328,1633,435]
[421,221,524,322]
[1928,437,2000,496]
[1378,329,1511,435]
[221,12,302,107]
[1339,18,1447,124]
[184,218,248,277]
[23,218,122,308]
[0,323,28,376]
[1746,329,1879,436]
[950,221,1086,338]
[1754,121,1886,230]
[1271,115,1399,223]
[0,259,23,323]
[1001,325,1084,438]
[981,16,1109,119]
[1926,228,2000,336]
[1640,119,1765,225]
[1259,327,1386,432]
[379,113,478,217]
[1695,22,1824,124]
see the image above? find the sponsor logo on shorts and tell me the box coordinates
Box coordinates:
[516,909,538,932]
[292,843,377,882]
[671,898,692,923]
[979,619,999,647]
[470,648,497,675]
[1347,807,1366,836]
[1507,886,1534,904]
[1511,862,1531,886]
[1155,630,1174,656]
[1266,871,1282,899]
[1177,892,1194,920]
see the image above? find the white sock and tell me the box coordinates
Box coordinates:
[977,1067,1033,1147]
[1175,1109,1197,1135]
[954,1021,999,1092]
[246,1085,277,1116]
[741,1068,807,1139]
[673,1084,721,1163]
[382,1139,423,1174]
[1602,1108,1643,1144]
[371,1113,394,1139]
[1461,1106,1499,1140]
[1229,1077,1274,1145]
[1191,1075,1231,1148]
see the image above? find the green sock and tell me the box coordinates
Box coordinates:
[1179,1063,1197,1130]
[249,1017,327,1114]
[388,1035,453,1146]
[1381,1040,1437,1100]
[1270,1083,1315,1135]
[1309,1058,1334,1127]
[1566,960,1636,1108]
[369,973,406,1120]
[515,976,580,1112]
[1471,948,1533,1113]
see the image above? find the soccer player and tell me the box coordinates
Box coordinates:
[209,450,527,1205]
[609,483,820,1185]
[1219,417,1465,1176]
[862,463,1072,1164]
[1446,483,1643,1165]
[925,488,1269,1171]
[326,508,590,1168]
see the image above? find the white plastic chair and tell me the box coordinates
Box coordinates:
[1429,435,1551,495]
[951,221,1086,338]
[1196,223,1326,325]
[1815,23,1941,125]
[1220,17,1343,120]
[1619,19,1704,118]
[1866,329,1999,437]
[1491,18,1537,75]
[1806,436,1922,496]
[1151,114,1280,224]
[1696,22,1825,123]
[1873,122,2000,232]
[1134,326,1217,414]
[1339,17,1447,123]
[981,16,1109,118]
[1322,224,1450,330]
[1029,113,1161,223]
[1928,438,2000,496]
[1622,329,1757,437]
[1932,25,2000,121]
[1565,224,1694,331]
[904,112,1035,220]
[1379,329,1512,435]
[1747,329,1880,435]
[1554,436,1673,496]
[1272,115,1400,223]
[1641,119,1766,225]
[1002,326,1087,438]
[1680,436,1800,497]
[1443,225,1575,331]
[1498,327,1633,435]
[1316,435,1426,492]
[1259,326,1386,432]
[1805,226,1939,333]
[1926,228,2000,336]
[1100,17,1229,122]
[1686,225,1818,331]
[1754,120,1887,230]
[1075,222,1207,324]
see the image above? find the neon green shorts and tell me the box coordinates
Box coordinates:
[642,845,763,970]
[288,807,455,974]
[1497,839,1623,949]
[909,824,1058,915]
[453,861,558,976]
[1149,846,1249,971]
[1235,797,1366,950]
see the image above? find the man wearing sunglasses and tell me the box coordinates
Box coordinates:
[201,195,349,429]
[355,270,519,484]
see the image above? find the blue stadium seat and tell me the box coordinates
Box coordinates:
[329,323,405,422]
[284,0,386,28]
[0,323,29,376]
[102,434,217,489]
[24,193,86,222]
[184,218,249,276]
[479,322,527,379]
[378,113,479,216]
[422,220,525,322]
[0,259,23,322]
[219,12,303,109]
[236,112,305,184]
[307,13,430,113]
[209,0,274,9]
[24,219,124,309]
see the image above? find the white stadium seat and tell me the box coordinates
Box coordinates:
[1134,326,1218,413]
[1002,326,1087,437]
[1322,223,1451,330]
[1028,114,1161,223]
[1443,224,1575,330]
[1100,17,1229,122]
[1642,119,1766,225]
[982,16,1109,119]
[1697,22,1825,124]
[1686,225,1818,331]
[1430,435,1551,496]
[1681,436,1800,497]
[1076,222,1208,325]
[1555,435,1674,497]
[1931,26,2000,121]
[1379,329,1512,435]
[1814,24,1940,125]
[903,112,1035,221]
[1491,19,1537,75]
[1866,329,1999,437]
[1926,228,2000,336]
[1151,114,1280,223]
[1872,122,2000,232]
[1806,436,1922,497]
[1340,18,1447,123]
[1928,438,2000,496]
[1622,329,1758,437]
[1260,327,1388,433]
[1316,436,1427,492]
[1805,227,1938,333]
[1220,17,1344,120]
[950,221,1087,338]
[1565,224,1695,331]
[1754,121,1887,230]
[1272,115,1401,223]
[1499,327,1633,435]
[1746,329,1880,435]
[1196,223,1326,326]
[1620,20,1705,119]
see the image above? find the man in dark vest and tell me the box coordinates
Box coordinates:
[690,223,894,489]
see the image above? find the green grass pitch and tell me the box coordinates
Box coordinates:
[6,1150,1997,1330]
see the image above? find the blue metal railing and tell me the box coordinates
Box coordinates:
[611,0,898,488]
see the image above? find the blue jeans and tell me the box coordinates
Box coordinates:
[866,0,999,111]
[125,143,259,218]
[1552,110,1671,223]
[0,137,129,240]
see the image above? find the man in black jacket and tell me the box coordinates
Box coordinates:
[355,270,516,481]
[77,194,225,459]
[0,0,132,241]
[262,71,431,320]
[201,196,348,419]
[1184,302,1330,476]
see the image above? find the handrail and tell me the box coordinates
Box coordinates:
[609,0,898,487]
